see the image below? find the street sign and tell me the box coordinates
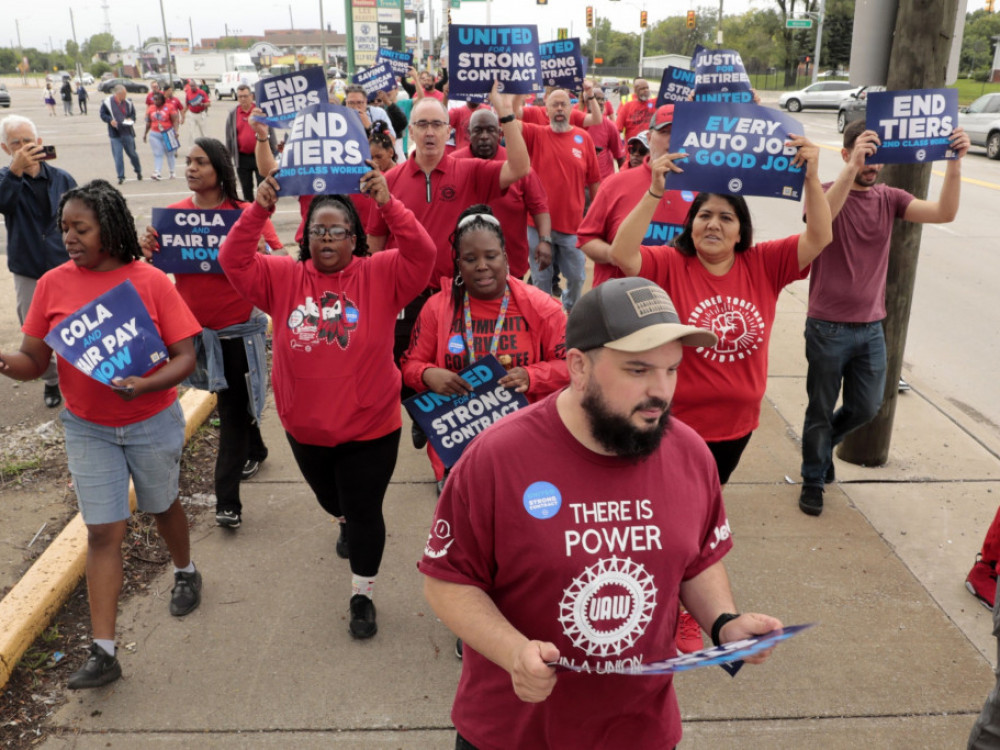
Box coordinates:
[786,18,813,28]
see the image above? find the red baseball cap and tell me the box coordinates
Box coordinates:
[650,104,675,131]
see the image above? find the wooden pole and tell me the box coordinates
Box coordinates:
[837,0,960,466]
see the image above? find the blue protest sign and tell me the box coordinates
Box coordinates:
[539,38,585,89]
[553,624,815,677]
[275,102,372,196]
[668,102,806,201]
[352,61,397,98]
[448,25,543,99]
[656,66,695,107]
[691,45,753,103]
[151,208,242,274]
[865,88,958,164]
[404,354,530,468]
[254,67,328,130]
[377,47,413,77]
[44,280,169,388]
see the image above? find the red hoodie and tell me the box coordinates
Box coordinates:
[220,198,435,446]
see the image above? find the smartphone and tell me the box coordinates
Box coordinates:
[39,145,57,160]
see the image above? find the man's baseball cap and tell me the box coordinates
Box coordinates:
[566,278,718,352]
[627,131,649,151]
[650,104,675,131]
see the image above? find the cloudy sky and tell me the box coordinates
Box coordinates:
[10,0,765,53]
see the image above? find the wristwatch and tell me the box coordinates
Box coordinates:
[537,236,553,245]
[498,113,516,124]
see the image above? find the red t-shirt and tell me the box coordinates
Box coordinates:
[23,260,201,427]
[808,182,914,323]
[586,117,626,181]
[449,104,490,151]
[368,153,506,287]
[235,107,257,155]
[615,99,656,141]
[638,236,806,441]
[185,87,209,113]
[577,159,696,286]
[521,106,588,128]
[167,197,282,329]
[146,104,174,133]
[419,393,730,750]
[451,145,549,279]
[521,123,600,235]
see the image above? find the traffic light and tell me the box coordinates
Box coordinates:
[586,6,594,28]
[640,10,648,28]
[988,0,995,12]
[686,10,696,29]
[537,0,547,5]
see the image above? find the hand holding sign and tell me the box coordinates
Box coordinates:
[785,134,819,179]
[847,128,881,170]
[649,151,687,195]
[498,366,530,394]
[489,78,516,121]
[249,107,270,141]
[359,161,390,206]
[256,169,281,212]
[422,367,475,397]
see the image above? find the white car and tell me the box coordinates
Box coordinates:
[215,70,261,99]
[73,73,95,86]
[958,93,1000,160]
[778,81,860,112]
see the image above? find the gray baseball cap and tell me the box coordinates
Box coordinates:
[566,278,718,352]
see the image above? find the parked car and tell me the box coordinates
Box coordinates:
[97,77,149,94]
[73,73,95,86]
[836,85,886,133]
[215,70,260,99]
[0,84,10,108]
[45,71,71,84]
[148,73,186,90]
[958,92,1000,160]
[778,81,860,112]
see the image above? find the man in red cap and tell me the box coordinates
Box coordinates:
[579,104,695,288]
[615,77,655,141]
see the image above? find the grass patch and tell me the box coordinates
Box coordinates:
[0,458,41,479]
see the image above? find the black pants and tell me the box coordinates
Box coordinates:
[706,432,753,486]
[393,287,433,401]
[236,151,264,203]
[285,428,400,577]
[215,337,268,514]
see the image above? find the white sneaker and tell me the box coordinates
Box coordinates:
[151,173,161,181]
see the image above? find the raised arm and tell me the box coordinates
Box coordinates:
[250,107,279,176]
[492,80,530,189]
[791,136,833,270]
[903,126,970,224]
[823,128,880,219]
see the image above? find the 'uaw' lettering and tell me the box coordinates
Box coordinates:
[709,519,732,551]
[564,525,662,556]
[60,304,113,346]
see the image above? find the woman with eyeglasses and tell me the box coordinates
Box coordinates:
[139,137,284,530]
[219,165,436,640]
[401,205,568,493]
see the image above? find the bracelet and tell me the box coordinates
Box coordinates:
[498,113,516,124]
[255,134,268,142]
[537,236,552,245]
[648,189,664,200]
[710,612,741,647]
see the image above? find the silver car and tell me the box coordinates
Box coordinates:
[958,93,1000,160]
[778,81,860,112]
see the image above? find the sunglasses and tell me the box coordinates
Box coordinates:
[628,144,648,155]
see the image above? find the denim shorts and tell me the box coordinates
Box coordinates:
[60,401,186,525]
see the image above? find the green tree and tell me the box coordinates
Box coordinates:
[584,18,640,69]
[81,32,120,58]
[961,9,1000,78]
[90,60,112,78]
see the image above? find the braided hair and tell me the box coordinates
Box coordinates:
[297,194,370,263]
[449,203,506,313]
[57,179,142,263]
[193,137,242,205]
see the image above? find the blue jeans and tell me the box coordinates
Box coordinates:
[527,226,586,313]
[801,318,886,487]
[110,135,142,180]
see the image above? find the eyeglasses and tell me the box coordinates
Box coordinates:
[411,120,448,131]
[308,226,354,241]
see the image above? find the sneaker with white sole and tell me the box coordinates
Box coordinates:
[241,459,262,480]
[215,509,241,529]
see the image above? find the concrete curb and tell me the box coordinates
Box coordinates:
[0,388,217,688]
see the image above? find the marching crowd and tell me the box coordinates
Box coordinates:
[2,65,991,749]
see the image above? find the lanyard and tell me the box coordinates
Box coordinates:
[463,286,510,363]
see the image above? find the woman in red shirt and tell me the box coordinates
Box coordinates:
[219,168,435,639]
[0,180,203,690]
[143,91,180,180]
[140,137,284,530]
[401,205,569,491]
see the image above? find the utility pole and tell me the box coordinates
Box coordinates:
[69,8,82,81]
[319,0,328,72]
[837,0,961,467]
[810,0,826,83]
[158,0,174,79]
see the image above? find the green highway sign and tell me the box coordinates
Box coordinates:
[786,18,813,28]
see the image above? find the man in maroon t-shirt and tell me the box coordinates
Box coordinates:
[798,120,970,516]
[421,278,782,750]
[615,77,655,141]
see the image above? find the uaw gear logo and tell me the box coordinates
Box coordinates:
[286,291,359,350]
[559,557,657,657]
[424,518,455,559]
[688,294,764,362]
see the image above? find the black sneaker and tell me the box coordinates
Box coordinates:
[411,421,428,450]
[117,176,125,185]
[798,485,824,516]
[169,569,202,616]
[824,463,836,484]
[67,643,121,689]
[216,509,241,528]
[349,594,377,639]
[241,459,261,480]
[335,522,349,559]
[43,384,62,408]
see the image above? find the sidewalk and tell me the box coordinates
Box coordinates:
[33,279,1000,749]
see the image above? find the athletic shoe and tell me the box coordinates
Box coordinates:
[825,463,836,484]
[676,611,703,654]
[966,557,998,610]
[43,384,62,408]
[151,173,161,181]
[241,459,261,480]
[215,510,241,529]
[169,569,202,616]
[137,173,143,181]
[349,594,377,639]
[335,522,349,559]
[117,176,125,185]
[898,378,911,393]
[411,421,428,450]
[799,485,824,516]
[67,643,121,689]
